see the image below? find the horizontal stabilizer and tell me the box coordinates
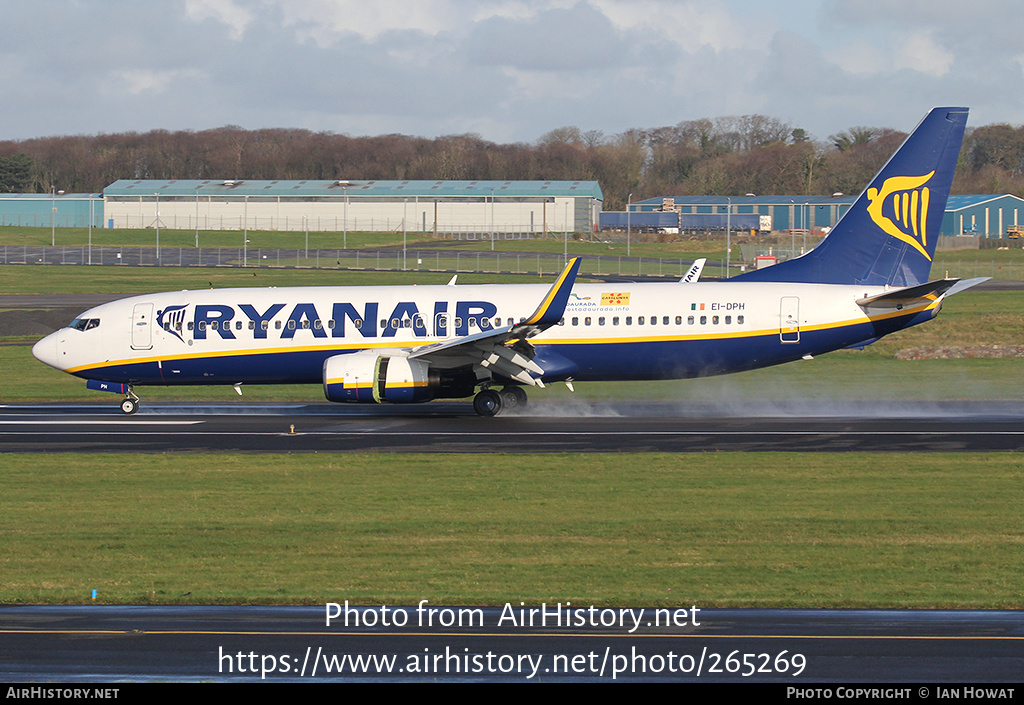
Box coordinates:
[945,276,989,297]
[855,279,958,309]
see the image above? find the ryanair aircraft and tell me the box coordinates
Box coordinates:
[33,107,978,416]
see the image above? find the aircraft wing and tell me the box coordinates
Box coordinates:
[406,257,582,386]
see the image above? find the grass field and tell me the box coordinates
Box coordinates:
[1,453,1021,607]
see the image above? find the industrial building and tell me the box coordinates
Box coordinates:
[625,195,855,232]
[0,193,101,228]
[100,179,604,235]
[615,193,1024,238]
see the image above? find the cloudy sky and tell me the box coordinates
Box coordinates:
[3,0,1022,144]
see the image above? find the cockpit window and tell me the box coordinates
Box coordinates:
[69,318,100,331]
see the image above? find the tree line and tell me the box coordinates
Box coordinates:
[1,117,1023,209]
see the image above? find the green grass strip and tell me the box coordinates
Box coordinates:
[0,453,1021,608]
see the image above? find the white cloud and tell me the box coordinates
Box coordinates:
[184,0,254,41]
[893,31,954,77]
[593,0,773,53]
[272,0,461,44]
[112,69,205,96]
[830,30,953,77]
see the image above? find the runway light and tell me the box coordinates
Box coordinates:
[289,425,295,435]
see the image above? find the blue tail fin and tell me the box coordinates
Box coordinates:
[734,107,968,286]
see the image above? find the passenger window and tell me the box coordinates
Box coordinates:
[725,316,732,324]
[626,317,632,325]
[650,316,657,326]
[585,317,591,326]
[712,316,719,325]
[663,316,670,325]
[737,315,744,324]
[571,317,579,326]
[700,316,707,325]
[275,320,282,330]
[612,317,619,325]
[638,316,645,325]
[247,321,254,330]
[687,316,694,325]
[261,321,269,330]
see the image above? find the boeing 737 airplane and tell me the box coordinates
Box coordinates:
[33,107,979,416]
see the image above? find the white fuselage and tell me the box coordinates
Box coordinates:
[32,279,937,390]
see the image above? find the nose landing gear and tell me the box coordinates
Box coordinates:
[119,388,139,415]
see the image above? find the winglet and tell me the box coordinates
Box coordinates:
[523,257,581,326]
[680,257,706,283]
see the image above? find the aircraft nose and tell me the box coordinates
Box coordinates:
[32,333,61,370]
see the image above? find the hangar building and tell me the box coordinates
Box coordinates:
[101,179,604,235]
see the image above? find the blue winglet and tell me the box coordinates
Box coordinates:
[523,257,581,327]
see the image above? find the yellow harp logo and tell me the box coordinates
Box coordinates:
[865,171,935,261]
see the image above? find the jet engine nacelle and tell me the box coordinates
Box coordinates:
[324,351,433,403]
[323,352,476,404]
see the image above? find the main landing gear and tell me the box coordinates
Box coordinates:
[473,386,528,417]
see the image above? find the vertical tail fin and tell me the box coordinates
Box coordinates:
[734,107,968,286]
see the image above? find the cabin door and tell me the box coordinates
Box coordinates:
[131,303,154,350]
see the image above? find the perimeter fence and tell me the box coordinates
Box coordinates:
[0,245,718,280]
[3,245,1022,281]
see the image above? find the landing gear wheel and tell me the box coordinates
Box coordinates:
[120,397,138,415]
[500,386,528,410]
[473,389,503,417]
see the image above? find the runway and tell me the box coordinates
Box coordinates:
[2,605,1021,682]
[3,400,1024,453]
